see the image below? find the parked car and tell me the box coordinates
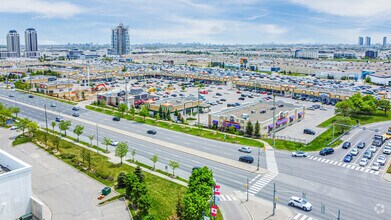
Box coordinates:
[238,147,252,153]
[270,106,276,110]
[278,104,284,107]
[28,95,34,98]
[260,109,266,113]
[72,107,80,111]
[369,145,377,153]
[238,97,245,101]
[55,116,64,122]
[147,130,157,135]
[363,150,373,159]
[113,116,120,121]
[239,155,254,163]
[377,155,387,165]
[319,148,334,156]
[291,151,308,157]
[10,125,17,130]
[50,103,56,107]
[307,106,315,110]
[342,142,351,149]
[371,162,381,171]
[343,154,353,163]
[350,148,359,156]
[359,158,368,166]
[303,129,315,135]
[72,112,79,117]
[110,141,119,146]
[356,142,366,149]
[383,146,391,155]
[288,196,312,211]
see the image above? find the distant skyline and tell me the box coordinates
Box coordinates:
[0,0,391,45]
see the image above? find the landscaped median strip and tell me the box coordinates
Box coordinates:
[1,96,268,174]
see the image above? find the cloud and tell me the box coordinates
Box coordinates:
[0,0,84,18]
[291,0,391,17]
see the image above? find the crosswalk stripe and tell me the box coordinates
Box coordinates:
[232,196,237,201]
[325,159,330,163]
[355,166,360,170]
[293,213,302,220]
[342,164,347,167]
[338,162,343,166]
[365,169,370,173]
[308,156,314,159]
[220,195,226,200]
[347,165,351,168]
[360,167,365,171]
[307,217,313,220]
[375,171,379,175]
[333,161,339,165]
[316,157,322,161]
[299,215,308,220]
[226,195,232,201]
[350,166,355,169]
[370,170,375,174]
[320,158,326,162]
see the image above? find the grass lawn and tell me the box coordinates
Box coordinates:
[318,110,391,128]
[16,89,78,105]
[87,105,264,147]
[28,130,187,220]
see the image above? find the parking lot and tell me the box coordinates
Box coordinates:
[0,129,131,220]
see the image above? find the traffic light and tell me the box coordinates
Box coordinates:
[321,203,326,214]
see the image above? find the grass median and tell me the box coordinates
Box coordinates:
[318,110,391,127]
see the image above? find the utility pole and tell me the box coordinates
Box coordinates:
[197,87,200,128]
[337,209,341,220]
[272,182,276,216]
[68,72,71,101]
[246,177,249,201]
[44,104,48,147]
[257,146,260,171]
[272,92,276,148]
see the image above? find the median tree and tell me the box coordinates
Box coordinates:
[150,154,159,170]
[16,118,30,135]
[118,103,128,117]
[129,107,136,120]
[10,107,20,119]
[88,134,95,147]
[73,125,84,142]
[102,137,111,152]
[59,120,71,137]
[139,105,149,121]
[131,148,136,162]
[335,100,353,117]
[169,160,179,177]
[245,120,253,137]
[26,121,39,138]
[51,121,56,132]
[115,142,129,165]
[254,120,260,138]
[378,99,391,115]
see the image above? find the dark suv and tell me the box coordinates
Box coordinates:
[303,129,315,135]
[239,155,254,164]
[113,116,120,121]
[319,148,334,156]
[356,142,366,149]
[342,142,351,149]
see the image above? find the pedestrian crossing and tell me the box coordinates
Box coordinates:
[219,194,238,202]
[248,147,279,196]
[307,155,380,175]
[291,213,316,220]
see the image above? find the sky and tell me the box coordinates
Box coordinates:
[1,0,391,45]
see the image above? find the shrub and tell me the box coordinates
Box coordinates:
[12,135,31,146]
[60,153,76,159]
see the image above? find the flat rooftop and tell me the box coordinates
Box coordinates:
[0,149,31,177]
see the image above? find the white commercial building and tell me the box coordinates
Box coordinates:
[0,149,32,220]
[368,73,391,86]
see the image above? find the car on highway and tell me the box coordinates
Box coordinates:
[369,145,377,153]
[342,142,351,149]
[147,130,157,135]
[306,106,315,110]
[303,129,315,135]
[50,103,56,107]
[288,196,312,211]
[359,158,368,167]
[113,116,120,121]
[319,147,334,156]
[356,142,366,149]
[383,146,391,155]
[239,155,254,163]
[363,150,373,159]
[72,107,80,111]
[9,94,14,97]
[350,148,359,156]
[55,116,64,122]
[343,154,353,163]
[72,112,79,117]
[371,162,381,171]
[110,141,119,146]
[377,155,387,166]
[291,151,308,157]
[28,95,34,98]
[238,147,252,153]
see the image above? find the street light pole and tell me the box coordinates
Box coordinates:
[96,124,99,153]
[272,92,276,148]
[197,88,200,128]
[246,177,249,201]
[272,182,276,216]
[257,146,260,171]
[44,104,48,147]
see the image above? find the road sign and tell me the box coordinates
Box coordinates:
[215,195,221,205]
[211,205,218,217]
[214,185,221,195]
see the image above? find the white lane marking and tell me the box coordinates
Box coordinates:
[293,213,302,220]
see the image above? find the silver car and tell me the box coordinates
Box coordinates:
[359,158,368,167]
[238,147,252,153]
[371,162,380,171]
[350,148,359,156]
[292,151,308,157]
[377,155,387,166]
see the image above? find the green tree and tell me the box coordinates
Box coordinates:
[334,116,353,133]
[364,76,371,84]
[115,142,129,165]
[117,172,127,188]
[182,192,209,220]
[131,149,136,162]
[16,118,30,135]
[166,109,172,121]
[129,107,136,120]
[73,125,84,142]
[10,107,20,119]
[254,121,260,137]
[51,121,56,132]
[80,148,88,164]
[188,166,215,198]
[26,121,39,138]
[158,105,163,118]
[175,194,183,219]
[155,113,160,121]
[134,165,144,182]
[118,103,128,117]
[139,105,149,121]
[335,100,353,117]
[245,120,253,137]
[88,134,95,147]
[52,135,61,151]
[85,149,92,170]
[59,120,71,137]
[137,194,152,216]
[169,160,179,177]
[181,84,185,91]
[102,137,111,152]
[378,99,391,114]
[150,154,159,170]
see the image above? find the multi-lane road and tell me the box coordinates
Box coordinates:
[1,88,390,220]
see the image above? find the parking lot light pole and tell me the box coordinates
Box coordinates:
[197,87,200,128]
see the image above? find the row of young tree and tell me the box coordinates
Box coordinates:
[335,93,391,117]
[172,167,216,220]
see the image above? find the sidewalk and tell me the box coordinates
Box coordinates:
[233,190,292,220]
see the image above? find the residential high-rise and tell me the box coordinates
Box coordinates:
[111,23,130,56]
[365,36,371,46]
[7,30,20,57]
[358,36,364,46]
[25,28,38,58]
[383,36,387,48]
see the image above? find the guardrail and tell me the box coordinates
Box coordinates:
[263,135,307,144]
